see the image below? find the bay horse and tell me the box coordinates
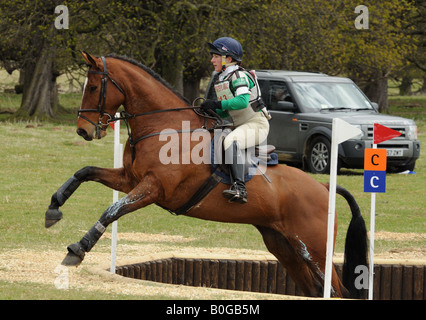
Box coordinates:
[45,52,367,298]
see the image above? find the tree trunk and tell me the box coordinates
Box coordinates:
[399,77,413,95]
[161,55,184,95]
[183,78,201,103]
[417,77,426,94]
[13,45,60,120]
[361,73,389,113]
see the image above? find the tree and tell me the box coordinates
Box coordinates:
[246,0,417,112]
[0,0,417,118]
[393,0,426,95]
[0,1,62,119]
[0,0,109,120]
[99,0,268,101]
[336,0,417,111]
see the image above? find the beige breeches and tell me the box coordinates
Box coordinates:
[223,112,270,150]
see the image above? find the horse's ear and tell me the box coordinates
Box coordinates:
[81,51,103,70]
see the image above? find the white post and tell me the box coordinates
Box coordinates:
[324,118,362,298]
[110,113,122,273]
[323,119,339,298]
[368,135,377,300]
[368,191,376,300]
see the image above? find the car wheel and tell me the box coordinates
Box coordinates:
[308,136,331,174]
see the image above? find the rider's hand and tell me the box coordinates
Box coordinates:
[201,100,222,112]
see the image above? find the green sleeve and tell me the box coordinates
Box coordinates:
[221,94,250,111]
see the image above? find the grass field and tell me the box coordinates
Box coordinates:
[0,89,424,299]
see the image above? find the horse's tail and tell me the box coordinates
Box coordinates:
[335,184,368,299]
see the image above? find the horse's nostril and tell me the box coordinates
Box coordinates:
[76,128,91,141]
[76,128,86,137]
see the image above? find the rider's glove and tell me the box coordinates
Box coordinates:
[201,100,222,112]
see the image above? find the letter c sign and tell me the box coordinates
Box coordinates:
[370,176,379,188]
[364,149,387,193]
[364,149,387,171]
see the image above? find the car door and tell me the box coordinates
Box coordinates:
[259,80,301,162]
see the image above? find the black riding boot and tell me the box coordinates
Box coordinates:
[222,141,247,204]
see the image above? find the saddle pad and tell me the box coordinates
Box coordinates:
[210,131,278,185]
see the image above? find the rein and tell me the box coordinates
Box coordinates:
[78,56,225,160]
[115,105,226,162]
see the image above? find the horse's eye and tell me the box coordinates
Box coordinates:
[90,86,97,93]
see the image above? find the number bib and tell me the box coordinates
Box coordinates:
[214,81,234,101]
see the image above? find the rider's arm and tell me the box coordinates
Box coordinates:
[221,94,249,111]
[220,73,254,111]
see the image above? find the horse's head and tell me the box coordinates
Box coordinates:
[77,52,125,141]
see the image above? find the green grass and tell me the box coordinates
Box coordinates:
[0,280,146,300]
[0,120,266,254]
[0,92,424,299]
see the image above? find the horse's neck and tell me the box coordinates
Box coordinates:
[120,65,202,132]
[126,70,187,110]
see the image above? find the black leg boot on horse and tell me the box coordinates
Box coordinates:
[222,141,247,204]
[62,220,106,266]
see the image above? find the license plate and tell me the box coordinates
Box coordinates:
[387,149,403,157]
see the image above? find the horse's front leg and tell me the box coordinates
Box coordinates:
[61,174,161,267]
[45,166,133,228]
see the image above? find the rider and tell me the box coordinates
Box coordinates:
[201,37,270,204]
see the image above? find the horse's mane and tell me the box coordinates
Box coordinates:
[105,53,189,104]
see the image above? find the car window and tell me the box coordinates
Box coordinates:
[269,81,293,110]
[258,80,294,111]
[292,82,374,112]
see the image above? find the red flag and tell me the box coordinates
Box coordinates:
[374,123,401,144]
[109,122,115,130]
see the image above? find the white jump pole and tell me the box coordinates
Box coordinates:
[323,119,339,298]
[324,119,362,298]
[110,113,122,273]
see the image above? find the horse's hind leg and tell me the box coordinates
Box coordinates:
[45,166,133,228]
[255,225,325,297]
[62,174,160,266]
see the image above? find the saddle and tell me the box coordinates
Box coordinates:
[167,129,278,215]
[211,128,278,184]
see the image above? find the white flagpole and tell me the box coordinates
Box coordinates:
[368,126,377,300]
[324,119,339,298]
[368,192,376,300]
[324,118,362,298]
[110,113,122,273]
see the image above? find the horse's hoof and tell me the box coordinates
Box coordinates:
[61,243,85,267]
[45,208,63,228]
[61,252,82,267]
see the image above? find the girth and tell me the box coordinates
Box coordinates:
[158,171,223,216]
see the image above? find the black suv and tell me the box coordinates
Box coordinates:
[205,70,420,173]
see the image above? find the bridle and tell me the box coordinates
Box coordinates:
[78,56,125,139]
[78,55,226,160]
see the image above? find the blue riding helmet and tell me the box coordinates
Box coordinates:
[208,37,243,62]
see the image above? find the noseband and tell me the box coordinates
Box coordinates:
[78,56,125,138]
